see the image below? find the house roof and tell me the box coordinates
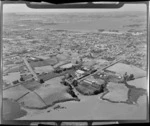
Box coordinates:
[76,70,85,74]
[60,63,73,69]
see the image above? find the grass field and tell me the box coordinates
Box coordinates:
[106,63,146,79]
[3,99,27,120]
[30,58,58,68]
[101,82,129,103]
[18,77,78,109]
[127,77,147,89]
[76,81,102,95]
[3,85,30,101]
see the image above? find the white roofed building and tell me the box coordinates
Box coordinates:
[60,63,73,69]
[75,70,85,78]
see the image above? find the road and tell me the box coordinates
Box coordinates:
[77,58,123,82]
[77,51,130,82]
[23,57,39,81]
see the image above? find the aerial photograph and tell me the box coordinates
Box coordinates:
[2,3,148,122]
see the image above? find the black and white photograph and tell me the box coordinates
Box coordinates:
[1,1,149,124]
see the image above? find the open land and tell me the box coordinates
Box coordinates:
[2,11,148,120]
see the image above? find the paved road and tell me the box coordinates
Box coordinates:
[23,57,39,81]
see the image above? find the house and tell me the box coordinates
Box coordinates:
[75,70,85,78]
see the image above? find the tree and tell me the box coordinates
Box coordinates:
[40,79,44,84]
[72,80,78,87]
[129,74,135,80]
[20,76,24,81]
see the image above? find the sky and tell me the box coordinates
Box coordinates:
[3,3,146,13]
